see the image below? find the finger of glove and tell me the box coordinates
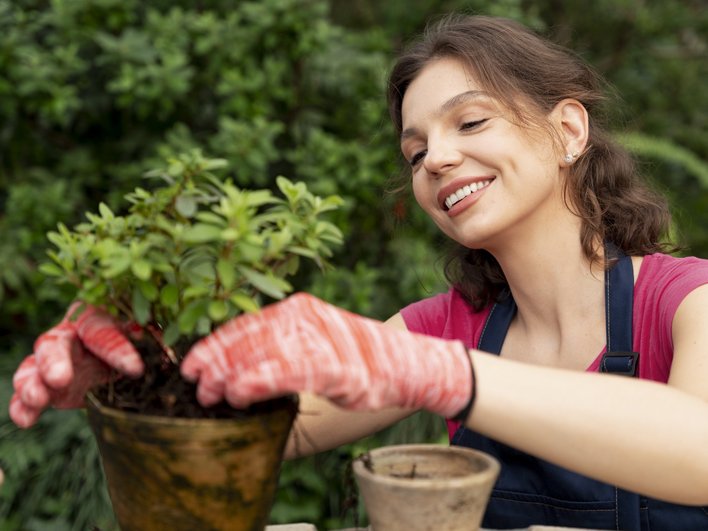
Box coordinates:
[33,321,79,389]
[181,330,232,382]
[181,312,266,381]
[9,394,41,429]
[195,364,226,407]
[229,360,384,413]
[223,357,315,409]
[75,307,143,377]
[184,292,329,384]
[14,356,51,409]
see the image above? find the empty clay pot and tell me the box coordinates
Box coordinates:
[352,444,500,531]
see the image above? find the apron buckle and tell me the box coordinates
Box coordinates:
[600,351,639,376]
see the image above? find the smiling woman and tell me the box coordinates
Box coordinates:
[389,17,673,311]
[10,13,708,531]
[400,56,572,252]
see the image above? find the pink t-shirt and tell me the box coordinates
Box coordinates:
[400,253,708,440]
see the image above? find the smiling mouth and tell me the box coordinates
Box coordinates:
[443,179,493,210]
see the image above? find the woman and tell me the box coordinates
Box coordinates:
[11,15,708,529]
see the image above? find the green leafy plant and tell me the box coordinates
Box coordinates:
[27,150,345,530]
[40,150,343,352]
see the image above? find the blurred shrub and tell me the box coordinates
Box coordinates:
[0,0,443,528]
[0,0,705,528]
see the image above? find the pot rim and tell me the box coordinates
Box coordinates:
[352,443,500,489]
[85,391,296,427]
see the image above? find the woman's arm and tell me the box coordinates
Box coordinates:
[465,284,708,505]
[283,313,415,459]
[182,290,708,503]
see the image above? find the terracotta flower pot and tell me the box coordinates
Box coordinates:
[86,392,297,531]
[352,444,500,531]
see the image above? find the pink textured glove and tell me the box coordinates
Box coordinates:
[9,303,144,428]
[182,293,475,419]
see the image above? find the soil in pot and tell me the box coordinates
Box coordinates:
[92,334,281,419]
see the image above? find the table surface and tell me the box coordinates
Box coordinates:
[266,525,605,531]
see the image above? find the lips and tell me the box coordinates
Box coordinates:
[437,176,495,211]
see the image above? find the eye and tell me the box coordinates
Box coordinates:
[409,149,427,167]
[460,118,488,131]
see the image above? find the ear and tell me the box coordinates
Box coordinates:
[551,99,589,167]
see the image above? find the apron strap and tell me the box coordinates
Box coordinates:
[602,243,639,376]
[478,244,641,531]
[602,244,642,531]
[477,289,516,353]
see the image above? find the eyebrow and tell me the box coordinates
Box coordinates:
[400,90,488,140]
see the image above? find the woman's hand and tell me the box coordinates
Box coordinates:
[182,293,474,418]
[9,303,144,428]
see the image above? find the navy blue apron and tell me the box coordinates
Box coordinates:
[452,248,708,529]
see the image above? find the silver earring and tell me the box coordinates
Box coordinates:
[564,152,579,164]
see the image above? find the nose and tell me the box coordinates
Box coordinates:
[422,134,463,176]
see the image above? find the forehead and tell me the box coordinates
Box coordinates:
[401,57,484,126]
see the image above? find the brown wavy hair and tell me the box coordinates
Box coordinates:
[387,15,675,310]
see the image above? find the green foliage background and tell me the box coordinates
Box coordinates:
[0,0,705,528]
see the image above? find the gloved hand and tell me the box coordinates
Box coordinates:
[182,293,475,420]
[9,303,144,428]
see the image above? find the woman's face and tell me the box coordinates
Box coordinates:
[400,57,566,251]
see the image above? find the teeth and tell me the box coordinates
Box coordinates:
[444,180,491,209]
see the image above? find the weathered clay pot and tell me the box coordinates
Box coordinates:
[86,392,297,531]
[352,444,500,531]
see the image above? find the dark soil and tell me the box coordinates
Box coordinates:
[91,333,294,419]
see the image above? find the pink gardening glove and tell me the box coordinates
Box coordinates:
[9,303,144,428]
[182,293,475,420]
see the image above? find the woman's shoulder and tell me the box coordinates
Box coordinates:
[635,252,708,325]
[400,287,492,347]
[637,252,708,293]
[633,252,708,382]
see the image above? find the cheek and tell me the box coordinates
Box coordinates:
[411,175,439,219]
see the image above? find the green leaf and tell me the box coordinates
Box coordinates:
[276,176,303,203]
[182,284,211,300]
[46,229,67,249]
[182,223,223,243]
[175,194,198,218]
[196,212,226,225]
[196,316,212,336]
[230,292,260,313]
[178,299,209,334]
[220,228,240,241]
[203,157,228,170]
[162,321,181,347]
[137,280,159,301]
[238,266,291,299]
[208,300,229,321]
[131,259,152,281]
[317,195,345,213]
[132,287,151,325]
[101,252,132,278]
[283,255,300,276]
[38,262,65,277]
[160,284,179,307]
[217,258,236,289]
[245,189,276,208]
[289,246,317,259]
[167,160,185,177]
[98,202,114,220]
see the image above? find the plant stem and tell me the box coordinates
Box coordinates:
[146,324,179,365]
